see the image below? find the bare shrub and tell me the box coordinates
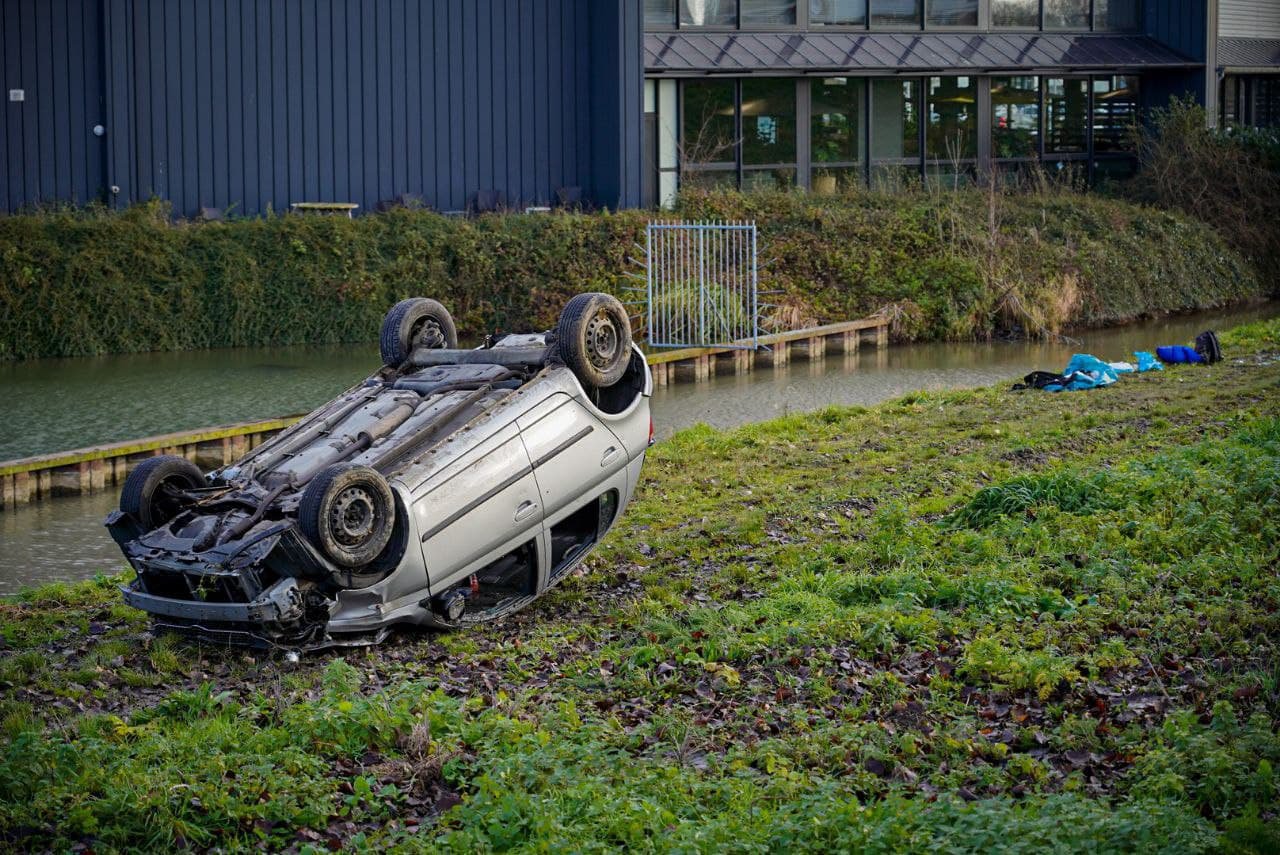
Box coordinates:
[1127,97,1280,288]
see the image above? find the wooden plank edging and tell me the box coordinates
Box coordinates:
[0,416,303,478]
[646,316,888,365]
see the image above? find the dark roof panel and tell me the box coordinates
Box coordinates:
[1217,37,1280,69]
[645,32,1198,74]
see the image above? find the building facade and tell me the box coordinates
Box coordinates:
[642,0,1280,205]
[1,0,1276,216]
[1217,0,1280,129]
[0,0,644,216]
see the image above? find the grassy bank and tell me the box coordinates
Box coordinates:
[0,187,1268,361]
[2,319,1279,851]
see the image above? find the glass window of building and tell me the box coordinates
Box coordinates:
[1043,0,1089,29]
[682,80,738,167]
[871,0,921,27]
[991,0,1038,27]
[1093,0,1139,31]
[926,76,977,162]
[741,0,798,24]
[992,76,1040,158]
[680,0,737,26]
[871,79,921,183]
[810,0,867,25]
[1092,75,1138,152]
[645,0,678,27]
[812,77,864,192]
[926,0,977,26]
[1045,77,1088,152]
[741,78,797,172]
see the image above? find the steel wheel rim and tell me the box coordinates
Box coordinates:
[330,486,378,546]
[585,310,619,369]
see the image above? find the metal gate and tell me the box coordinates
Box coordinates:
[644,221,758,350]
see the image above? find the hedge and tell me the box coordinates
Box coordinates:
[0,188,1268,360]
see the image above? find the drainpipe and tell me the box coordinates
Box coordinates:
[1205,0,1219,128]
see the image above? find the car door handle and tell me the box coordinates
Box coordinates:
[514,500,538,522]
[601,446,621,468]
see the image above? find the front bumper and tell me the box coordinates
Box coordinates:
[121,575,306,624]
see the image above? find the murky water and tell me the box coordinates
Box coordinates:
[1,301,1276,593]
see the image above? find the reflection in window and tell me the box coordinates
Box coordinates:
[741,0,797,24]
[645,0,677,26]
[871,0,921,27]
[812,77,863,192]
[1043,0,1089,29]
[1046,77,1088,152]
[682,80,737,165]
[1092,75,1138,152]
[927,0,977,26]
[683,170,739,190]
[871,79,921,161]
[680,0,737,26]
[926,76,976,161]
[741,79,797,165]
[991,0,1037,27]
[992,76,1040,158]
[810,0,867,25]
[743,167,798,189]
[1093,0,1139,31]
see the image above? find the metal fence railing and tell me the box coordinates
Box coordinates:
[644,220,758,350]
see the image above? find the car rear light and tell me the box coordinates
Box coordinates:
[648,417,655,447]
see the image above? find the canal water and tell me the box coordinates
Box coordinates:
[1,301,1276,593]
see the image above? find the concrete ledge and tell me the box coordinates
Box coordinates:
[0,416,302,511]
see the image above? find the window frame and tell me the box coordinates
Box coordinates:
[645,0,1144,31]
[663,72,1140,203]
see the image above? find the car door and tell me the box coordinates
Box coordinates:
[411,422,542,589]
[518,392,630,529]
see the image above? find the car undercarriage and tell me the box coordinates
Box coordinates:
[106,293,651,649]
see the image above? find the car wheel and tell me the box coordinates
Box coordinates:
[380,297,458,368]
[556,292,632,388]
[299,464,396,568]
[120,455,205,531]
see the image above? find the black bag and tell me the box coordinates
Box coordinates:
[1194,330,1222,364]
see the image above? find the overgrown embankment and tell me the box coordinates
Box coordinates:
[2,320,1279,851]
[0,187,1268,360]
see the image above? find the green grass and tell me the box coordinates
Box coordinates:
[1,319,1279,851]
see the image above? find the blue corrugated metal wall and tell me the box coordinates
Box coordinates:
[0,0,643,216]
[1,0,106,211]
[1142,0,1208,107]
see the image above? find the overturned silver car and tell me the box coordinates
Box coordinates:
[106,293,651,649]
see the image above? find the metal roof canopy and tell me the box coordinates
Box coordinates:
[1217,37,1280,73]
[645,32,1199,76]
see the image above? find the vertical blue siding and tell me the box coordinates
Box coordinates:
[1,0,644,215]
[1143,0,1208,107]
[589,0,645,209]
[0,0,105,209]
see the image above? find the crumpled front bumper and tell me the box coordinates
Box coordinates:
[121,575,306,624]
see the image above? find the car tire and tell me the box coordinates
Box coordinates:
[556,292,632,388]
[299,464,396,568]
[120,455,205,531]
[380,298,458,368]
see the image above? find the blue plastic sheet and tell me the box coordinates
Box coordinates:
[1040,352,1161,392]
[1134,351,1163,372]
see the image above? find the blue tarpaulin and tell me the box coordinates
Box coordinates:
[1039,351,1162,392]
